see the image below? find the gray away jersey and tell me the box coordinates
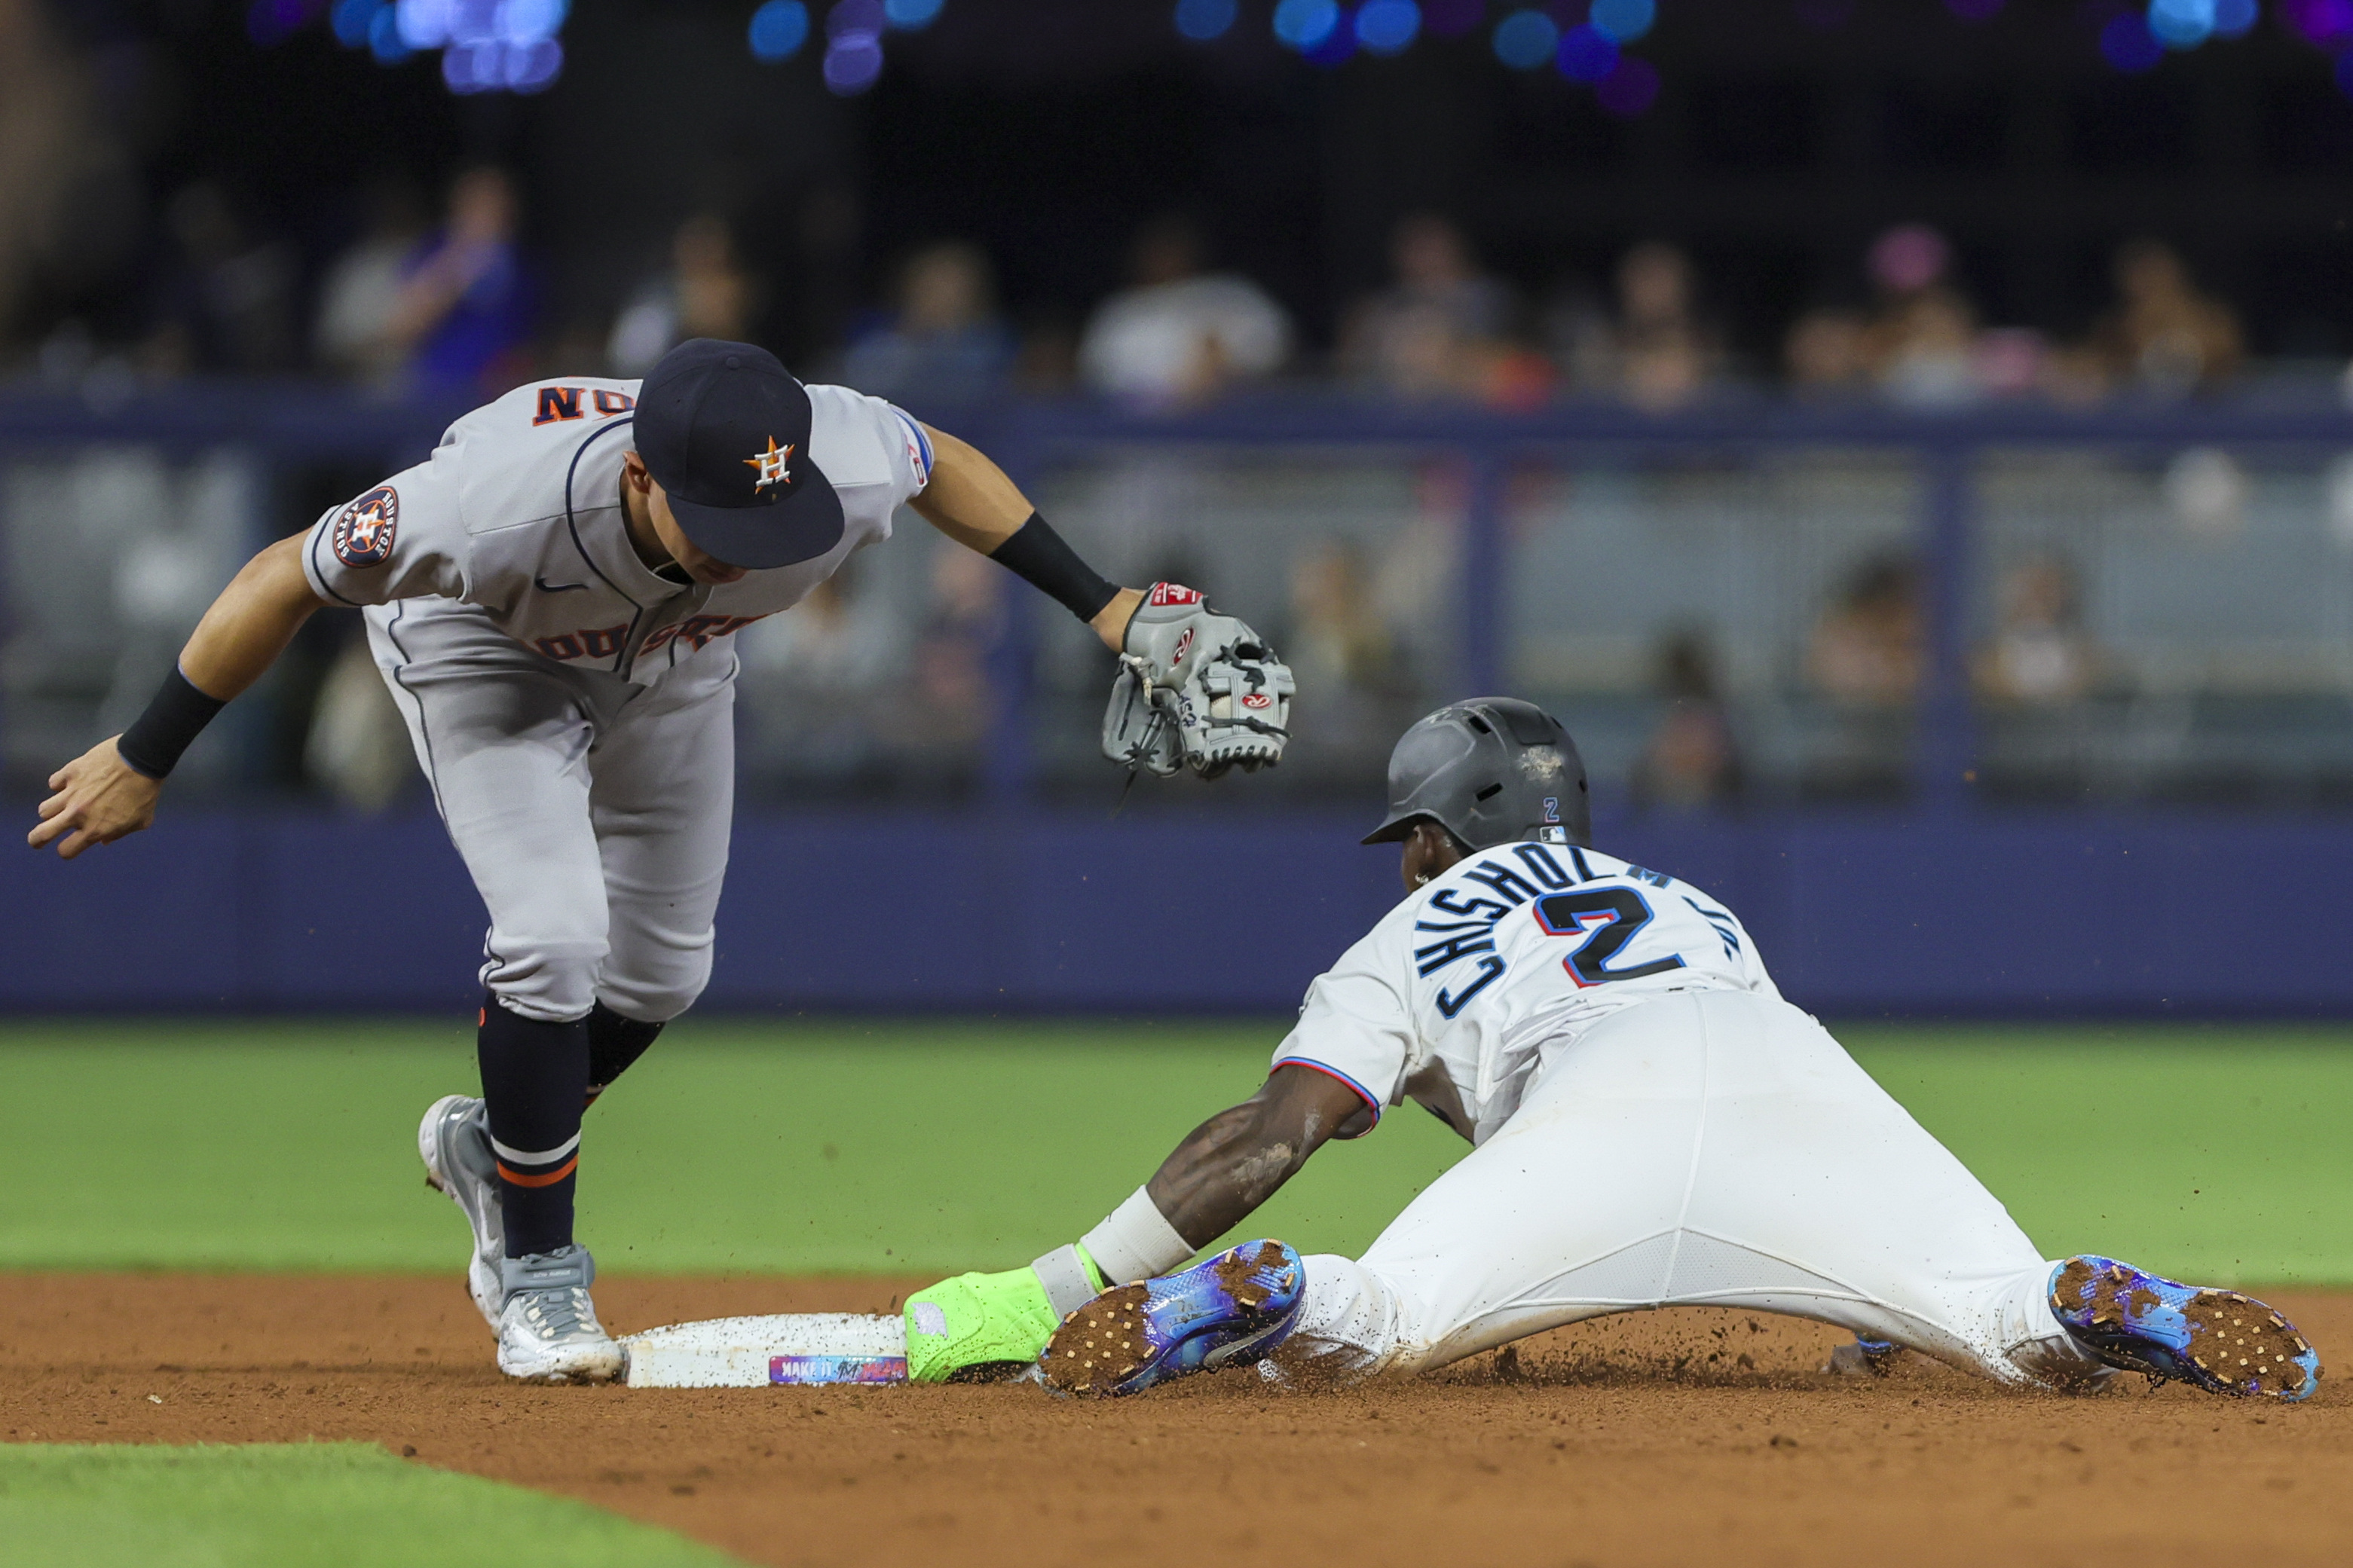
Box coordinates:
[302,375,932,684]
[1274,843,1779,1146]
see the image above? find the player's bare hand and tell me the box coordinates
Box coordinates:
[1090,586,1145,653]
[29,737,161,859]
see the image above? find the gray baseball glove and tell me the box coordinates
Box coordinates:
[1101,582,1295,780]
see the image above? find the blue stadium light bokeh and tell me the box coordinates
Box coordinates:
[1596,53,1660,115]
[1272,0,1343,50]
[1588,0,1655,44]
[2286,0,2353,46]
[332,0,377,47]
[2212,0,2258,35]
[319,0,571,93]
[749,0,812,61]
[2146,0,2216,48]
[2099,9,2165,69]
[822,0,888,95]
[1304,11,1358,65]
[827,0,886,41]
[368,5,410,60]
[394,0,448,48]
[1355,0,1423,54]
[2337,46,2353,99]
[1492,8,1560,68]
[1173,0,1238,41]
[1556,22,1619,81]
[883,0,944,29]
[823,35,886,93]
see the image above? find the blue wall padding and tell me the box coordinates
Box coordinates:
[6,808,2350,1017]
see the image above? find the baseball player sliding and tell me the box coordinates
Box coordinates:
[903,699,2319,1404]
[28,338,1293,1383]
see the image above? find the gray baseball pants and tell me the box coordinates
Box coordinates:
[366,601,734,1025]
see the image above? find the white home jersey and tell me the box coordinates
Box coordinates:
[1274,842,1779,1145]
[301,375,932,686]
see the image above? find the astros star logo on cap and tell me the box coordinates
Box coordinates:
[743,436,794,491]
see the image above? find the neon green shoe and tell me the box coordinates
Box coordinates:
[904,1246,1106,1383]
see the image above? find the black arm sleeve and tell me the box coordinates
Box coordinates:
[984,511,1120,624]
[115,665,230,780]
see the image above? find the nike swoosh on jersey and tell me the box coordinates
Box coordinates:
[534,576,589,593]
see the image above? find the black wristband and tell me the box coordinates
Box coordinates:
[986,511,1121,625]
[116,666,229,780]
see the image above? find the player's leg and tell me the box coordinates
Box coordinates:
[1272,992,2094,1388]
[579,674,736,1089]
[373,616,622,1378]
[1269,995,1706,1385]
[1656,990,2094,1385]
[1652,993,2313,1397]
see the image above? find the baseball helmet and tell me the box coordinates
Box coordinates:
[1361,697,1590,851]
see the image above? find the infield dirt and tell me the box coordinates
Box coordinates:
[5,1273,2349,1567]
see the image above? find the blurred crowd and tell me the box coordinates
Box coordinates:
[0,0,2315,815]
[0,138,2273,417]
[0,148,2273,814]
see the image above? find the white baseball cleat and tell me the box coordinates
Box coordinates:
[418,1094,504,1331]
[496,1246,624,1383]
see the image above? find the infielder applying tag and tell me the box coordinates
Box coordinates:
[28,336,1297,1385]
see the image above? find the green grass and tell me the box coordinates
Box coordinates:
[0,1019,2346,1284]
[0,1443,738,1568]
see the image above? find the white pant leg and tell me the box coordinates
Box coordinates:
[371,607,610,1022]
[1277,991,2100,1388]
[584,673,734,1024]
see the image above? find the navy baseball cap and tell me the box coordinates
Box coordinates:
[632,338,844,570]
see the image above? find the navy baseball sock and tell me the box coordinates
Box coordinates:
[476,997,590,1259]
[583,1002,664,1106]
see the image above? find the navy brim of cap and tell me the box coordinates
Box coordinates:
[664,454,846,570]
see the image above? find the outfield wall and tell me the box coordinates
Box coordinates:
[7,808,2350,1018]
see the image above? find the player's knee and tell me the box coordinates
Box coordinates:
[597,944,711,1023]
[483,937,609,1023]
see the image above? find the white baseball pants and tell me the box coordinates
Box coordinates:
[1274,990,2104,1389]
[367,602,735,1025]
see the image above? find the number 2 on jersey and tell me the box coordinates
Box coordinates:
[1532,888,1687,989]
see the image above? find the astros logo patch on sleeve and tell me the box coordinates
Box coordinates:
[332,486,399,568]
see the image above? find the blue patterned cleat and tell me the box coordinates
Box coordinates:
[2050,1255,2319,1401]
[1038,1240,1303,1398]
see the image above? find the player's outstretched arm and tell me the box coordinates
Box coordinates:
[910,420,1294,780]
[897,1063,1367,1383]
[29,533,329,859]
[907,422,1143,651]
[1140,1063,1373,1250]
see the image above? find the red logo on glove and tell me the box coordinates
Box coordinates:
[1149,582,1204,607]
[1170,628,1195,667]
[1242,692,1272,710]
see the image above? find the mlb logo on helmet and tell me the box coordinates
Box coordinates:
[332,486,399,568]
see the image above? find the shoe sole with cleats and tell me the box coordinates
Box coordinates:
[2050,1255,2318,1401]
[1039,1240,1302,1398]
